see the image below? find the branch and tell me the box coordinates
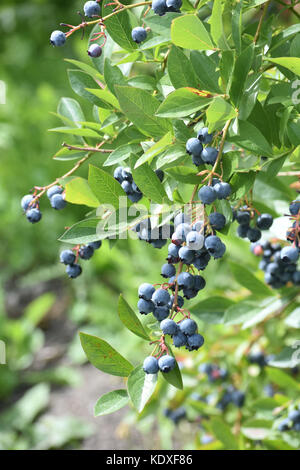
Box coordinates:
[254,1,271,44]
[62,142,113,153]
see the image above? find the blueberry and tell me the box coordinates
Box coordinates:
[193,252,211,270]
[60,250,76,265]
[175,223,191,241]
[89,240,102,250]
[179,318,197,335]
[66,263,82,279]
[113,166,124,183]
[143,356,159,374]
[194,275,206,291]
[178,246,195,264]
[26,208,42,224]
[186,138,203,157]
[236,210,250,225]
[151,239,167,249]
[237,224,249,238]
[153,306,170,321]
[197,127,213,144]
[50,193,67,210]
[277,418,290,432]
[293,422,300,431]
[173,331,188,348]
[174,212,191,227]
[138,298,154,314]
[192,154,204,166]
[128,192,143,203]
[167,243,180,260]
[198,185,217,204]
[169,406,186,424]
[289,201,300,215]
[84,1,101,17]
[47,185,63,199]
[293,271,300,285]
[247,227,262,242]
[248,351,266,367]
[187,333,204,351]
[205,235,223,257]
[160,318,178,335]
[213,182,231,200]
[131,27,147,44]
[166,0,182,9]
[231,390,245,408]
[21,194,34,211]
[152,289,170,306]
[50,30,66,47]
[288,409,300,423]
[256,213,273,230]
[158,355,176,373]
[121,168,133,182]
[152,0,168,16]
[88,44,102,58]
[182,288,198,299]
[209,212,226,231]
[186,231,204,250]
[281,246,299,264]
[138,283,155,300]
[161,263,176,279]
[177,272,194,289]
[201,147,218,165]
[79,245,94,260]
[168,294,184,309]
[155,169,164,182]
[121,180,133,194]
[192,221,203,232]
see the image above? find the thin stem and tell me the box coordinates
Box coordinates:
[62,142,113,153]
[253,1,271,44]
[208,119,232,185]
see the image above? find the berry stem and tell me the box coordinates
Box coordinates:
[253,1,271,44]
[208,118,232,185]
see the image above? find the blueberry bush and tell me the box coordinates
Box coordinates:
[19,0,300,449]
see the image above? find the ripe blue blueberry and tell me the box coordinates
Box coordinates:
[47,185,63,199]
[192,154,204,167]
[152,0,168,16]
[158,355,176,373]
[177,272,194,289]
[160,318,178,336]
[84,1,101,17]
[151,239,167,249]
[79,245,94,260]
[201,147,218,165]
[186,138,203,157]
[256,213,273,230]
[89,240,102,250]
[194,275,206,291]
[131,27,147,44]
[50,30,66,47]
[66,263,82,279]
[143,356,159,374]
[168,294,184,309]
[128,192,143,203]
[247,227,262,242]
[192,221,203,232]
[155,169,164,182]
[161,263,176,278]
[209,212,226,231]
[153,306,170,321]
[175,223,191,241]
[293,271,300,285]
[236,210,250,225]
[152,288,170,306]
[198,185,217,205]
[179,318,197,335]
[288,409,300,423]
[213,182,231,200]
[167,243,180,260]
[277,419,290,432]
[50,193,67,210]
[289,201,300,215]
[21,194,34,211]
[121,168,133,182]
[178,246,195,264]
[138,283,155,300]
[205,235,223,257]
[281,246,299,264]
[183,288,197,299]
[138,298,154,314]
[60,250,76,265]
[121,180,133,194]
[197,127,213,144]
[173,331,188,348]
[237,224,249,238]
[187,333,204,351]
[186,231,204,250]
[231,390,245,408]
[88,44,102,58]
[166,0,182,9]
[26,208,42,224]
[113,166,123,182]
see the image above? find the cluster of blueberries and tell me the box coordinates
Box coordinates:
[134,218,172,249]
[163,406,186,425]
[198,180,232,206]
[113,165,164,203]
[247,350,272,368]
[199,363,228,382]
[278,408,300,432]
[234,207,274,243]
[217,385,245,410]
[59,240,102,279]
[186,127,217,167]
[50,0,183,53]
[21,186,66,224]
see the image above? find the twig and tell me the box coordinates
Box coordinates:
[62,142,113,153]
[254,1,271,44]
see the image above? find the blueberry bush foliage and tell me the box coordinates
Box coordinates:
[22,0,300,449]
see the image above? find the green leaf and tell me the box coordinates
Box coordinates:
[118,295,150,341]
[127,365,158,412]
[135,132,173,168]
[165,166,201,184]
[267,347,300,369]
[103,59,127,96]
[265,367,300,391]
[232,0,243,55]
[103,143,142,167]
[86,88,120,110]
[80,332,134,377]
[191,296,234,324]
[171,14,215,51]
[49,127,100,138]
[229,261,272,297]
[65,177,100,208]
[65,58,104,81]
[229,44,254,105]
[68,70,111,109]
[115,85,171,137]
[228,121,273,156]
[285,307,300,328]
[224,300,259,326]
[131,157,168,204]
[102,3,137,52]
[190,51,222,93]
[167,46,198,89]
[210,0,229,49]
[88,165,126,209]
[206,97,237,127]
[59,218,100,245]
[57,97,85,126]
[265,57,300,76]
[230,171,256,200]
[161,345,183,390]
[156,88,212,118]
[94,390,129,417]
[210,418,239,450]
